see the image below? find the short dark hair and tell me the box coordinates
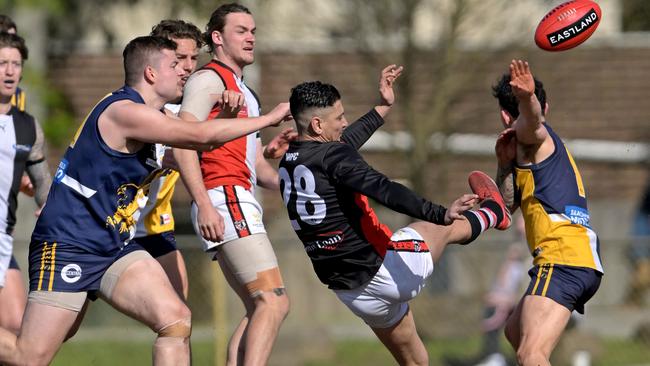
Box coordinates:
[492,74,547,119]
[150,19,204,48]
[289,81,341,135]
[122,36,177,86]
[0,15,16,34]
[204,3,251,53]
[0,33,28,61]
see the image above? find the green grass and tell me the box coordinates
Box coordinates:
[51,337,650,366]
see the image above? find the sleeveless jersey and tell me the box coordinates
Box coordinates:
[0,107,37,235]
[515,123,603,273]
[32,86,166,255]
[279,109,448,290]
[134,103,181,237]
[198,61,260,191]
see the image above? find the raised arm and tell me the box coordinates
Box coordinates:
[495,127,519,213]
[342,64,402,149]
[509,60,548,146]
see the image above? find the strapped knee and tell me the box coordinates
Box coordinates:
[157,316,192,338]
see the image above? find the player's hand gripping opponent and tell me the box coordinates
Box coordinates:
[444,193,479,225]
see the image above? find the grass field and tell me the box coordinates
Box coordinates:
[51,337,650,366]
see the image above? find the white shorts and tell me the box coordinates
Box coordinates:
[191,185,266,251]
[333,227,434,329]
[0,232,13,287]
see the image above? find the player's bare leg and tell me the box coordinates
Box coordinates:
[103,253,191,366]
[506,295,571,366]
[214,234,289,365]
[0,299,81,365]
[371,309,428,366]
[0,269,26,334]
[219,262,289,366]
[407,220,473,263]
[156,250,189,300]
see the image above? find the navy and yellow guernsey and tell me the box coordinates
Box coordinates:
[515,123,603,273]
[31,86,167,255]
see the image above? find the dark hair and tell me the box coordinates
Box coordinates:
[204,3,251,53]
[0,33,28,61]
[150,19,204,48]
[0,15,16,34]
[122,36,177,86]
[492,74,547,119]
[289,81,341,134]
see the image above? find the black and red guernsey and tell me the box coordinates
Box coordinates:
[279,109,448,290]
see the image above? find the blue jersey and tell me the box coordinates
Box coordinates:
[515,123,603,273]
[32,86,165,255]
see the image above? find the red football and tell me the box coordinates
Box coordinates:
[535,0,602,51]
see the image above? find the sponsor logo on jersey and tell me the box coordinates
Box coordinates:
[565,205,591,227]
[285,152,299,161]
[160,213,172,225]
[305,231,344,252]
[61,263,82,283]
[54,159,69,183]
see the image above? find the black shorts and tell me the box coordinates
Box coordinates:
[525,263,602,314]
[131,231,178,258]
[9,254,19,270]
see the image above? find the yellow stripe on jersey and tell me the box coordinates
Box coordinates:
[516,168,601,271]
[565,147,585,198]
[11,90,26,112]
[37,242,49,291]
[70,93,112,148]
[541,264,554,296]
[143,170,179,234]
[48,243,57,291]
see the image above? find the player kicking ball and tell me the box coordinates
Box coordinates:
[279,65,510,365]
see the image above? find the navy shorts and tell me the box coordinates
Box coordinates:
[131,231,177,258]
[525,263,602,314]
[28,240,145,295]
[9,254,19,270]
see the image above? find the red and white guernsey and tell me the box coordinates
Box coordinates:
[200,61,261,191]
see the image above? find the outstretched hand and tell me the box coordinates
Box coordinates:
[264,127,298,159]
[266,102,293,127]
[444,193,479,225]
[379,64,403,107]
[509,60,535,101]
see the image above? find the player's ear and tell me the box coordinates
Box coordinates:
[211,31,223,48]
[543,102,549,115]
[500,109,513,126]
[144,65,156,84]
[309,116,323,135]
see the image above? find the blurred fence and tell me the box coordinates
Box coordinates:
[11,194,650,366]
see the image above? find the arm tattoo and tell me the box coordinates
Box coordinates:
[495,164,518,213]
[26,119,52,207]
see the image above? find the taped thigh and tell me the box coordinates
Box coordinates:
[215,233,284,297]
[99,250,153,299]
[28,290,88,312]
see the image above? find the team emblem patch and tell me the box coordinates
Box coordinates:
[234,220,248,231]
[61,264,82,283]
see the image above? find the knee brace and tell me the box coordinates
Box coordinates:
[157,316,192,338]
